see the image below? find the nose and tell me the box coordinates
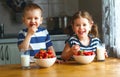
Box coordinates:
[78,25,83,29]
[31,18,35,23]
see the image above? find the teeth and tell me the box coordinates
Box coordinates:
[79,31,85,34]
[79,32,84,34]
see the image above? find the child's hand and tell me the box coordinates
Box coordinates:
[71,45,80,55]
[55,59,65,64]
[28,25,38,35]
[105,50,108,58]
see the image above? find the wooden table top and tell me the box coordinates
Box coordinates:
[0,58,120,77]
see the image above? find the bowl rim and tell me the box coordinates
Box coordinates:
[73,54,95,64]
[34,57,57,59]
[73,54,95,57]
[34,57,57,60]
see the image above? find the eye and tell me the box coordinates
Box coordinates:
[27,17,31,20]
[75,24,80,27]
[35,17,39,20]
[83,24,87,26]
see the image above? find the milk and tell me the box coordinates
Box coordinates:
[21,55,30,67]
[20,50,30,69]
[96,44,105,61]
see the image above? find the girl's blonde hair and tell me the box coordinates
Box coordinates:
[65,10,99,38]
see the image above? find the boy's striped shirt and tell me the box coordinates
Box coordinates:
[17,27,52,56]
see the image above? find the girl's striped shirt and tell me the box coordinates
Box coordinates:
[67,35,101,52]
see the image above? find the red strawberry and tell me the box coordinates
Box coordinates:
[47,49,53,54]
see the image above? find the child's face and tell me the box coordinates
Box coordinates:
[72,17,92,38]
[23,9,43,28]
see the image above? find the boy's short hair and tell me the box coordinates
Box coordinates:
[23,3,43,16]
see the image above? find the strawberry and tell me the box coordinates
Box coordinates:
[47,49,53,54]
[43,53,49,58]
[34,49,56,59]
[75,50,94,56]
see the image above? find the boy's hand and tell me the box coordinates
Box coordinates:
[28,25,38,35]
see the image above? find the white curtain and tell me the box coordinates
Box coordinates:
[102,0,120,58]
[114,0,120,58]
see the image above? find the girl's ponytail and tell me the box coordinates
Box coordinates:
[89,24,99,38]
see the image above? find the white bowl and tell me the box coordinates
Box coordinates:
[34,57,56,68]
[73,55,95,64]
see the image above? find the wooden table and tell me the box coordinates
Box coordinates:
[0,58,120,77]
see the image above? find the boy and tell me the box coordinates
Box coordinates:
[18,3,56,62]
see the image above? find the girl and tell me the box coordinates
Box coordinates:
[61,10,108,61]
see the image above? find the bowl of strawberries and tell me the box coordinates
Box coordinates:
[73,50,95,64]
[34,49,56,68]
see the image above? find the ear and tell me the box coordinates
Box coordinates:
[40,17,43,24]
[90,21,94,29]
[90,21,94,26]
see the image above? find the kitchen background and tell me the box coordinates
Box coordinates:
[1,0,120,65]
[0,0,102,38]
[0,0,104,65]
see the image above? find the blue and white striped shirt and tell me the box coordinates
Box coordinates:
[67,35,101,52]
[17,26,52,56]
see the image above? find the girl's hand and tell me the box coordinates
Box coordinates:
[71,45,80,55]
[55,59,65,64]
[105,51,108,58]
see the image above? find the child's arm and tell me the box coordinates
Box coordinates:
[18,33,32,50]
[61,43,80,61]
[18,26,37,50]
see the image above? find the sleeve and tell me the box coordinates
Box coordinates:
[92,37,102,47]
[66,37,73,47]
[97,38,102,45]
[65,36,80,48]
[45,30,52,49]
[17,30,26,46]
